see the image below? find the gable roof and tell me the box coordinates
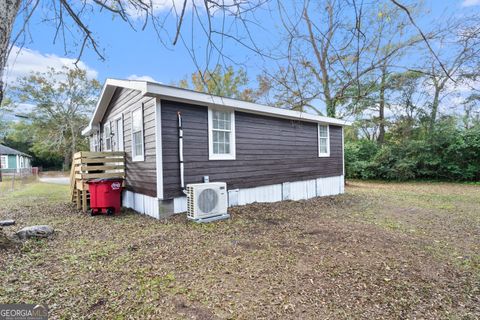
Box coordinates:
[82,78,352,136]
[0,144,31,157]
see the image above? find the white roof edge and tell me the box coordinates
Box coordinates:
[146,82,351,126]
[82,79,148,135]
[82,78,351,136]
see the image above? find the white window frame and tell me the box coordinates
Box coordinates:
[114,114,124,151]
[318,124,330,157]
[208,108,236,160]
[104,122,112,151]
[0,155,8,169]
[131,106,145,162]
[93,130,100,152]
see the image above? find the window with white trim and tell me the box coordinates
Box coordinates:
[318,124,330,157]
[115,116,124,151]
[131,107,144,161]
[93,131,100,152]
[104,122,112,151]
[208,109,236,160]
[0,155,7,169]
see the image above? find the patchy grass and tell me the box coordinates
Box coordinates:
[1,180,68,204]
[0,181,479,319]
[0,175,37,194]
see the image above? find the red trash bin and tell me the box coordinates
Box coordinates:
[87,178,123,216]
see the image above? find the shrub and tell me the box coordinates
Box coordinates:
[345,125,480,182]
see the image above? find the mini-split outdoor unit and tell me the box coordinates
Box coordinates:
[186,182,230,222]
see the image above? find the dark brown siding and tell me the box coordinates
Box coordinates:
[162,100,343,199]
[100,88,157,197]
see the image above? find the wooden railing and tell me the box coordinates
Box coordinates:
[70,151,126,212]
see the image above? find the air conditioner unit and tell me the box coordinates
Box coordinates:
[186,182,230,222]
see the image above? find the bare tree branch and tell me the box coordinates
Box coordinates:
[389,0,453,81]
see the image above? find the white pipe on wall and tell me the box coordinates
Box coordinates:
[177,112,187,194]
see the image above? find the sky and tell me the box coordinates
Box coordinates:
[3,0,480,114]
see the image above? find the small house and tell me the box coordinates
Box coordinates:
[82,79,351,219]
[0,144,32,174]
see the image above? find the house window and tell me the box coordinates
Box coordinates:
[115,116,124,151]
[208,108,236,160]
[104,122,112,151]
[91,131,99,152]
[131,107,144,161]
[318,124,330,157]
[0,155,7,169]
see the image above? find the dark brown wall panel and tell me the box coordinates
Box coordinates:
[161,100,343,199]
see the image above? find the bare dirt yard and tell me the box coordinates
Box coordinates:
[0,181,479,319]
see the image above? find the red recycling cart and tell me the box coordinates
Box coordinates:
[87,178,123,216]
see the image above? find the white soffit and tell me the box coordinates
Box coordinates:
[82,78,351,136]
[146,82,351,126]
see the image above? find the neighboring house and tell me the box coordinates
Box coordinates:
[82,79,351,218]
[0,144,32,174]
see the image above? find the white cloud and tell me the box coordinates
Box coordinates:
[3,46,98,85]
[127,74,157,82]
[462,0,480,7]
[119,0,189,18]
[1,103,36,122]
[16,103,36,114]
[120,0,236,19]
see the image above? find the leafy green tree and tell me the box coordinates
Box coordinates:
[179,65,258,102]
[345,118,480,181]
[0,97,14,142]
[8,66,100,169]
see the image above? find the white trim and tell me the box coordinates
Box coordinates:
[91,130,100,151]
[147,83,351,126]
[155,99,164,199]
[316,176,343,196]
[208,107,236,160]
[122,175,345,217]
[113,114,124,151]
[95,130,100,151]
[342,126,345,177]
[104,122,112,151]
[82,78,351,136]
[171,175,345,214]
[0,155,8,169]
[131,105,145,162]
[318,124,330,157]
[16,155,19,171]
[173,197,187,213]
[122,190,159,219]
[82,80,148,135]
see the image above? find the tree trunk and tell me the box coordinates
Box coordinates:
[63,152,72,172]
[0,0,21,106]
[429,86,441,132]
[326,99,336,118]
[70,122,76,157]
[304,7,336,118]
[378,67,387,144]
[68,123,76,171]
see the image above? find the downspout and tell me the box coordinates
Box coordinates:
[177,112,188,195]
